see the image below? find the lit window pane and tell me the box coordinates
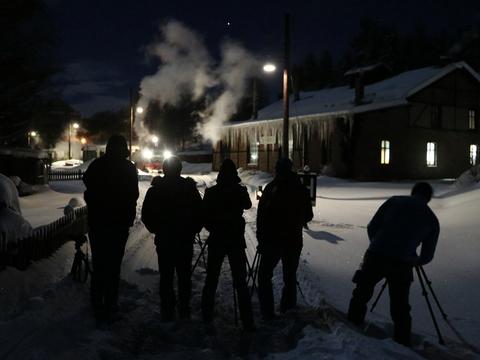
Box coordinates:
[426,142,437,167]
[470,144,477,165]
[381,140,390,165]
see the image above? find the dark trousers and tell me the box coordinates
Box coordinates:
[347,251,413,346]
[156,240,193,319]
[89,227,129,319]
[257,244,302,318]
[201,245,254,328]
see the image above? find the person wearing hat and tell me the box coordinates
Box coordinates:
[200,159,255,331]
[256,158,313,321]
[83,134,139,325]
[142,156,202,321]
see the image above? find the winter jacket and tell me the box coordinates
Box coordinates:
[83,154,139,228]
[202,182,252,249]
[367,195,440,265]
[141,175,202,245]
[256,171,313,249]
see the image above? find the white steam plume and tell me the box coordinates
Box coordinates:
[136,20,259,144]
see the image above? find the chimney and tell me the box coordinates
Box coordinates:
[354,72,364,105]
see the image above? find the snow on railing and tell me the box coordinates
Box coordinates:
[0,206,88,271]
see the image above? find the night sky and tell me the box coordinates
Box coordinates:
[45,0,480,117]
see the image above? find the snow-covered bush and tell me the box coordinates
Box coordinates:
[0,174,33,244]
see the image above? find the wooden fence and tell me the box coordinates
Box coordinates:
[48,169,83,181]
[0,206,88,271]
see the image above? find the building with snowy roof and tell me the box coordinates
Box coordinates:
[213,61,480,180]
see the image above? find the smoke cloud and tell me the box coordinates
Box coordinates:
[137,20,259,144]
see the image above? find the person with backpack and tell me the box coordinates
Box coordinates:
[200,159,255,332]
[141,156,202,321]
[256,158,313,321]
[83,134,139,325]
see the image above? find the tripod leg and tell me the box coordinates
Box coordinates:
[296,280,307,303]
[415,266,445,345]
[370,280,388,313]
[419,266,448,319]
[192,239,208,273]
[246,251,258,286]
[233,282,238,326]
[250,253,261,297]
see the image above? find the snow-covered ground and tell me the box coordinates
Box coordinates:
[1,166,479,359]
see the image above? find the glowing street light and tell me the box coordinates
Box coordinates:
[27,131,38,147]
[69,122,80,159]
[136,106,144,114]
[252,62,277,120]
[142,148,154,160]
[80,137,87,145]
[163,150,173,160]
[263,63,276,73]
[151,135,159,147]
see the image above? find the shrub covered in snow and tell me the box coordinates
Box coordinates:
[0,174,33,244]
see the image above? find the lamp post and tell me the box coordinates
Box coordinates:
[68,122,79,159]
[129,89,144,160]
[252,63,276,120]
[28,131,38,147]
[282,13,291,159]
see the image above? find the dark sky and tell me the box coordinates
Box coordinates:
[46,0,480,116]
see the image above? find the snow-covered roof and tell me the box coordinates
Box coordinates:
[227,61,480,128]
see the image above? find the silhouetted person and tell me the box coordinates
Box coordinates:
[142,156,202,321]
[201,159,255,331]
[347,182,440,347]
[257,158,313,320]
[83,135,139,324]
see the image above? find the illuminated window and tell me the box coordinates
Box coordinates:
[426,142,437,167]
[469,109,476,130]
[470,144,478,165]
[248,139,259,165]
[380,140,390,164]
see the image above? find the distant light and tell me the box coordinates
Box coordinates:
[80,137,87,145]
[163,150,173,160]
[142,148,153,160]
[136,106,144,114]
[263,63,276,73]
[72,123,80,129]
[30,131,37,137]
[227,21,231,26]
[151,135,159,145]
[251,154,258,160]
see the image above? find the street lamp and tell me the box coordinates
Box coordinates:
[130,88,145,160]
[28,131,38,147]
[151,135,159,147]
[282,13,291,159]
[68,122,79,159]
[252,63,277,120]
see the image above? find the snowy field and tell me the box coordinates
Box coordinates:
[1,164,479,359]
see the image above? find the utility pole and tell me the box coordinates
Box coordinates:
[282,13,291,158]
[129,88,135,160]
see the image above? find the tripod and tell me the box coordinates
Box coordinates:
[246,249,307,303]
[191,233,208,273]
[70,234,92,283]
[370,265,446,345]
